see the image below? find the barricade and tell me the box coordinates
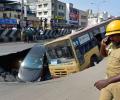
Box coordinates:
[0,29,21,42]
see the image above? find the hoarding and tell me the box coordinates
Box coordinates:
[69,7,79,24]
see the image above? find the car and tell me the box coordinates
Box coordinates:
[18,44,51,82]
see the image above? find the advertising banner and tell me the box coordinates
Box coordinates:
[69,8,79,24]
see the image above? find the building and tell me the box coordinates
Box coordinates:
[0,0,40,28]
[36,0,88,29]
[55,0,66,28]
[37,0,66,29]
[26,0,38,13]
[87,9,112,26]
[79,10,88,28]
[0,1,21,19]
[0,1,21,28]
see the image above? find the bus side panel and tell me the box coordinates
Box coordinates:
[80,46,100,70]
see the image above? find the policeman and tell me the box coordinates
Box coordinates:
[94,20,120,100]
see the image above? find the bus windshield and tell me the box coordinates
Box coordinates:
[46,40,74,65]
[21,45,45,69]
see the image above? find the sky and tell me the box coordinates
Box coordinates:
[60,0,120,16]
[8,0,119,16]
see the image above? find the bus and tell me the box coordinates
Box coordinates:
[45,19,115,78]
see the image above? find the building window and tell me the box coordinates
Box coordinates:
[44,3,48,7]
[38,4,42,8]
[52,11,54,15]
[3,13,7,18]
[59,5,61,9]
[9,13,11,18]
[81,15,87,19]
[81,22,86,26]
[52,3,54,6]
[58,12,64,17]
[14,14,17,18]
[38,12,42,15]
[62,6,64,10]
[44,11,48,15]
[18,15,20,19]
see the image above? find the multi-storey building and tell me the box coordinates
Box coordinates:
[87,9,112,26]
[37,0,88,29]
[0,0,40,28]
[37,0,53,29]
[0,1,21,19]
[55,0,66,28]
[79,10,88,28]
[37,0,66,29]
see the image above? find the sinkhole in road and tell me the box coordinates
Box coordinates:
[0,48,30,82]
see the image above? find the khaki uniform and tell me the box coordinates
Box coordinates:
[99,82,120,100]
[100,43,120,100]
[106,43,120,78]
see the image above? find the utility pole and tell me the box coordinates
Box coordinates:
[21,0,24,41]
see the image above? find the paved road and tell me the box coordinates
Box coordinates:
[0,42,37,56]
[0,59,107,100]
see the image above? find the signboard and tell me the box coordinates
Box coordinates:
[55,16,64,20]
[78,34,90,45]
[0,18,17,24]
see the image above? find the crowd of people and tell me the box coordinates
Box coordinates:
[23,27,42,42]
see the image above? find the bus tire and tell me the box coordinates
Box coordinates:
[90,55,99,67]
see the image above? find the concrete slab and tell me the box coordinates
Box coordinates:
[0,42,37,56]
[0,58,107,100]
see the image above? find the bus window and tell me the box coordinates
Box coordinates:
[89,32,94,39]
[48,49,57,59]
[75,47,85,65]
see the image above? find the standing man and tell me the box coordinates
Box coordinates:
[94,20,120,100]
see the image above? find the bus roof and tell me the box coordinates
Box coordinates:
[45,17,120,45]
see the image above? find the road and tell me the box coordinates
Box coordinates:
[0,58,107,100]
[0,42,37,56]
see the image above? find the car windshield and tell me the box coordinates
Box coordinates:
[21,45,45,69]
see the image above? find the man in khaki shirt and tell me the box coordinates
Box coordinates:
[94,20,120,100]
